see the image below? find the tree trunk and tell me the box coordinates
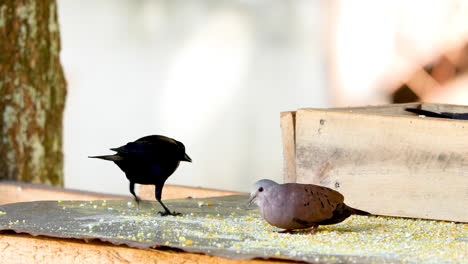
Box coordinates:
[0,0,67,185]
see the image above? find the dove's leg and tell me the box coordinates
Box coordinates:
[155,185,181,216]
[308,225,319,235]
[129,181,141,204]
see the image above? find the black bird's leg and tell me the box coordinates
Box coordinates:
[155,185,181,216]
[129,181,141,205]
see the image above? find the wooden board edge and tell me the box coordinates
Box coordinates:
[280,111,296,183]
[140,185,244,200]
[299,102,422,111]
[0,233,286,264]
[0,182,129,205]
[298,102,468,116]
[295,107,468,124]
[0,182,244,205]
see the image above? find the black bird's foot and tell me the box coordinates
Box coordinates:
[127,200,140,209]
[158,211,182,216]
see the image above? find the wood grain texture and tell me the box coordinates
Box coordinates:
[280,112,296,183]
[294,106,468,222]
[0,233,286,264]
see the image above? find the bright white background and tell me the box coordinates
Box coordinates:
[59,0,329,195]
[59,0,468,195]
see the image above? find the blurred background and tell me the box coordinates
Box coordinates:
[58,0,468,195]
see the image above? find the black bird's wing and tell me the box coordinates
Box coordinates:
[405,108,450,119]
[111,135,180,160]
[405,108,468,120]
[440,112,468,120]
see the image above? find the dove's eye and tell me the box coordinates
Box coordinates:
[258,187,264,192]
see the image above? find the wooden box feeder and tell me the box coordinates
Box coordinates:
[280,103,468,222]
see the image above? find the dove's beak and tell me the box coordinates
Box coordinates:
[245,193,257,209]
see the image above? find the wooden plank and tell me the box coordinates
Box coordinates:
[294,107,468,222]
[0,233,285,264]
[302,102,468,117]
[280,104,425,184]
[140,185,242,200]
[325,102,421,115]
[0,182,242,205]
[0,182,127,205]
[280,111,296,183]
[420,102,468,114]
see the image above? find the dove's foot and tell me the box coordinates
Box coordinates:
[308,225,319,235]
[158,211,182,216]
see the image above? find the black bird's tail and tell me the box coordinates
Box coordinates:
[88,155,123,161]
[350,207,371,216]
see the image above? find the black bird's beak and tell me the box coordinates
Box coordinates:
[183,153,192,162]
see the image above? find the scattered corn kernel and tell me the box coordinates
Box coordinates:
[0,198,465,264]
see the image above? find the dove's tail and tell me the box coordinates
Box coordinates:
[88,155,123,161]
[350,207,371,216]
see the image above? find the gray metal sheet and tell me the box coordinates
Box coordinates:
[0,195,464,263]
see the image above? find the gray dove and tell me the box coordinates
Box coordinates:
[247,179,370,234]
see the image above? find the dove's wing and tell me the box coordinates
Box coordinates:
[289,184,344,223]
[260,184,344,229]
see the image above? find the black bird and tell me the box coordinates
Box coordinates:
[405,108,468,120]
[89,135,192,216]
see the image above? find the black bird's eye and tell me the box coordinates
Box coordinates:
[258,187,264,192]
